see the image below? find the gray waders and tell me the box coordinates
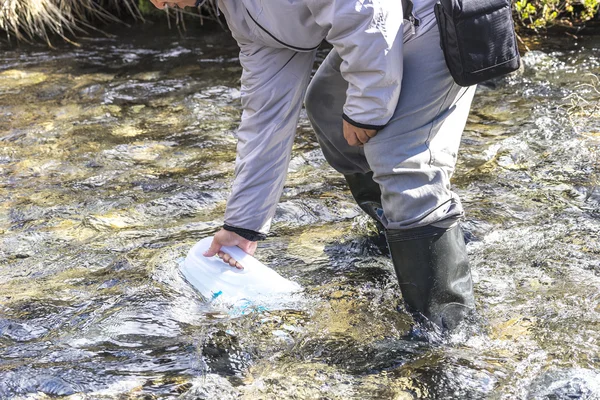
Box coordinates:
[302,3,477,331]
[344,172,384,232]
[345,172,475,331]
[386,224,475,330]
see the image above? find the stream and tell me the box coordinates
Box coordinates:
[0,21,599,399]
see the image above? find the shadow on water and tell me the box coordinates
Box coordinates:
[0,21,599,399]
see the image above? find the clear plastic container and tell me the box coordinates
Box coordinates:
[180,237,301,305]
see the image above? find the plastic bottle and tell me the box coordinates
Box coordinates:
[180,237,301,305]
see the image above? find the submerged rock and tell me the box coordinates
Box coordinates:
[528,368,600,399]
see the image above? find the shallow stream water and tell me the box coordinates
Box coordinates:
[0,22,599,399]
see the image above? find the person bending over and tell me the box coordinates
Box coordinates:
[150,0,476,330]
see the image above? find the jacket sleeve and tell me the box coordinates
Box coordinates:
[306,0,404,129]
[223,44,317,239]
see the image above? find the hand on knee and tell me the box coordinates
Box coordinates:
[343,120,378,146]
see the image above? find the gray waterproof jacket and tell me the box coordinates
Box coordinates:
[218,0,434,240]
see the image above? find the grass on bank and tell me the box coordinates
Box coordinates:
[0,0,144,45]
[0,0,221,46]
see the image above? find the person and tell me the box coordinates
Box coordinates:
[150,0,476,330]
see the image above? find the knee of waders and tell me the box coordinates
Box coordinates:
[304,82,321,124]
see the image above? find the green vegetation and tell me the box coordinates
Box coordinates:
[515,0,599,31]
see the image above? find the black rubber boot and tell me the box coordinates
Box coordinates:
[386,224,475,331]
[344,172,384,230]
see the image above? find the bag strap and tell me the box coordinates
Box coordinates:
[402,0,413,19]
[402,0,421,27]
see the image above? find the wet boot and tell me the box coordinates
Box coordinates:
[344,172,384,231]
[386,224,475,331]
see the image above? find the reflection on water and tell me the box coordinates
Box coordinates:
[0,23,599,398]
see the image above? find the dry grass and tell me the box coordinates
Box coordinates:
[0,0,143,45]
[0,0,220,46]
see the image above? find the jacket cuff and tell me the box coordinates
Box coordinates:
[223,224,267,242]
[342,113,387,131]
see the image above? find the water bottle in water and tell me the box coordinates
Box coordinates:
[180,237,301,307]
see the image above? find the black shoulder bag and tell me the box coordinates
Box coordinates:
[432,0,521,86]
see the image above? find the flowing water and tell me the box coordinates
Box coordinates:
[0,22,599,399]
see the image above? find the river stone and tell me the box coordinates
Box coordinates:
[0,69,47,87]
[130,104,146,113]
[180,374,239,399]
[527,368,600,399]
[86,212,140,230]
[132,71,161,81]
[111,124,145,137]
[104,105,122,116]
[393,391,415,400]
[490,316,534,341]
[101,142,174,163]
